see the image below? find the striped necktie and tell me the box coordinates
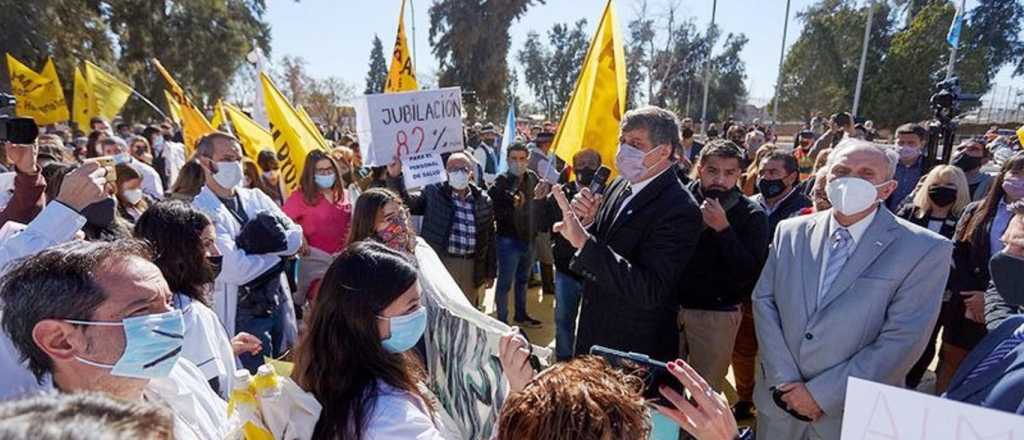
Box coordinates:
[819,228,853,302]
[963,325,1024,384]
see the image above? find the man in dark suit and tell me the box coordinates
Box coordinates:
[550,106,702,361]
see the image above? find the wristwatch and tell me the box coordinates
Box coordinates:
[735,427,754,440]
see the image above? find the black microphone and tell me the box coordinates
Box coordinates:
[587,165,612,195]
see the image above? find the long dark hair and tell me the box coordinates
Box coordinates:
[299,149,345,205]
[292,241,426,440]
[957,153,1024,244]
[345,188,402,246]
[133,201,218,305]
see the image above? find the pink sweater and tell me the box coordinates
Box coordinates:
[283,191,353,254]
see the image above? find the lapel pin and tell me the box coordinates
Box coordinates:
[875,241,883,246]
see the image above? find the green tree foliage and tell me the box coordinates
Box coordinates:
[516,19,589,120]
[365,35,388,94]
[429,0,543,121]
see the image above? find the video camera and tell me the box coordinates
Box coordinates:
[923,77,981,170]
[929,77,982,124]
[0,93,39,144]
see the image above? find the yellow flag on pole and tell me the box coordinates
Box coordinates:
[5,54,69,125]
[84,61,133,121]
[152,58,215,155]
[223,102,273,164]
[72,66,93,131]
[163,90,182,124]
[550,0,627,175]
[384,0,418,93]
[260,72,327,194]
[210,99,226,129]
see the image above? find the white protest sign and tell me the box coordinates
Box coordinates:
[403,153,447,189]
[534,152,561,183]
[354,87,465,166]
[841,377,1024,439]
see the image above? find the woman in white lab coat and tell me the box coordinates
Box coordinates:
[134,200,263,398]
[291,241,460,439]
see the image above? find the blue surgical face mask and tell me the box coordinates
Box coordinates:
[314,174,336,189]
[65,309,185,379]
[378,306,427,353]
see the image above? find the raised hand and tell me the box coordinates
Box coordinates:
[551,184,590,249]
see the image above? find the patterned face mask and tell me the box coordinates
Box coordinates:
[377,210,411,252]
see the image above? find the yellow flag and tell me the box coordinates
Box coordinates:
[384,0,418,92]
[210,99,226,129]
[72,66,93,131]
[1017,125,1024,147]
[84,61,133,121]
[261,72,327,194]
[296,105,330,149]
[163,90,182,124]
[223,102,273,164]
[152,58,215,155]
[5,54,69,125]
[550,0,627,175]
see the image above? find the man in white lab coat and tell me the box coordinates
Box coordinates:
[0,240,228,440]
[100,136,165,199]
[191,132,302,371]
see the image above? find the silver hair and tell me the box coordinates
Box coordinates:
[828,138,898,180]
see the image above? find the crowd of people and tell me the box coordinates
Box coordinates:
[0,105,1022,440]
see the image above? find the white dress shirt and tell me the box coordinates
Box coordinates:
[153,138,187,189]
[613,167,672,223]
[817,205,879,296]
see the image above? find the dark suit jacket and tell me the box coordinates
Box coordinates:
[945,315,1024,414]
[569,169,702,361]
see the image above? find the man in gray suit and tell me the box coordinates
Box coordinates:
[753,139,953,439]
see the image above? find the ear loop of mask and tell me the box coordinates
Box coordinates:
[63,319,124,369]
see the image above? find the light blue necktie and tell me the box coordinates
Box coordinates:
[819,228,853,304]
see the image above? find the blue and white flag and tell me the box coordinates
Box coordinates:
[496,104,516,174]
[946,1,965,47]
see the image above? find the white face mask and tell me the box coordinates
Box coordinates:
[122,188,144,205]
[449,170,470,190]
[826,176,886,216]
[213,161,243,189]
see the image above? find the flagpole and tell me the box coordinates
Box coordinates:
[772,0,791,123]
[131,89,169,121]
[700,0,717,135]
[945,0,966,81]
[409,0,417,72]
[851,0,874,118]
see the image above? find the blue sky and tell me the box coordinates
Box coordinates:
[265,0,1018,107]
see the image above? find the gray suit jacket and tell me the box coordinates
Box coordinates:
[753,207,953,439]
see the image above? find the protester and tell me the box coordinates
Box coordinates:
[128,135,154,165]
[0,140,46,226]
[241,157,261,190]
[345,188,415,253]
[551,106,701,361]
[0,240,229,439]
[134,200,263,397]
[897,165,970,391]
[284,149,354,307]
[951,138,996,201]
[292,241,461,439]
[100,137,164,199]
[798,147,834,197]
[147,122,187,188]
[753,139,952,439]
[810,112,854,157]
[678,140,769,390]
[0,392,174,440]
[743,129,766,160]
[255,150,286,206]
[191,132,302,372]
[331,145,362,202]
[385,152,496,307]
[44,163,133,241]
[168,160,205,202]
[538,148,602,360]
[886,123,929,211]
[84,130,107,159]
[489,142,544,327]
[114,163,152,224]
[805,168,833,214]
[753,150,813,234]
[739,143,778,196]
[679,122,704,164]
[473,123,500,187]
[526,131,558,297]
[793,129,817,181]
[726,125,748,156]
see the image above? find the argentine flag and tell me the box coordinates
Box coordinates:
[496,104,516,174]
[946,1,965,47]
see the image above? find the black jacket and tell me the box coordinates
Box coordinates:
[896,205,959,240]
[387,177,497,287]
[758,189,813,237]
[679,182,769,310]
[539,183,583,280]
[570,169,702,361]
[951,201,995,294]
[488,170,542,243]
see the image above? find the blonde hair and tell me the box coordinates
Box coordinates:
[912,165,970,219]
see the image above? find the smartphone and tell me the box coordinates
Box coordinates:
[85,154,129,181]
[590,345,687,406]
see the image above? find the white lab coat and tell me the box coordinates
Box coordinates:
[0,202,86,401]
[126,157,165,199]
[175,293,238,399]
[153,138,187,189]
[144,358,230,440]
[364,381,461,440]
[191,186,302,345]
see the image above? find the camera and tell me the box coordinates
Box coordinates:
[929,77,981,123]
[923,77,981,169]
[0,93,39,144]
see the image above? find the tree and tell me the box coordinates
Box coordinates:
[306,76,356,124]
[516,19,589,120]
[429,0,543,121]
[965,0,1024,77]
[365,35,388,94]
[278,55,311,105]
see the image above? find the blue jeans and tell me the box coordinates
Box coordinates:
[555,271,583,360]
[236,300,290,373]
[495,236,533,323]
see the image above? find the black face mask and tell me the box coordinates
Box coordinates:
[207,255,224,279]
[575,167,597,186]
[80,197,116,228]
[927,186,958,207]
[952,153,982,172]
[990,251,1024,307]
[707,129,719,138]
[758,178,788,199]
[701,187,740,210]
[682,128,694,139]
